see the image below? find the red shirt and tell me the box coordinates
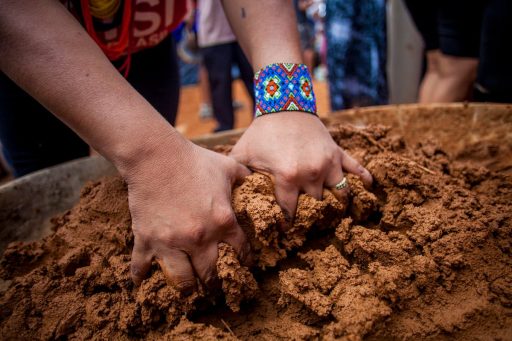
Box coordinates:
[65,0,187,59]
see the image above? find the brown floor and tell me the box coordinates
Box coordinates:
[175,79,331,138]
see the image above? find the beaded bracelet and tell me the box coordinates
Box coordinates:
[254,63,317,117]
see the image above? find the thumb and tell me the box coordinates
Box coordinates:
[130,234,153,286]
[274,179,300,230]
[229,143,249,165]
[227,158,251,186]
[339,148,373,189]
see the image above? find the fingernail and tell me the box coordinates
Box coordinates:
[176,280,196,296]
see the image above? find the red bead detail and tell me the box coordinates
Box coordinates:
[266,79,279,96]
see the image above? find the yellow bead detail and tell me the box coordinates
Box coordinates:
[88,0,121,20]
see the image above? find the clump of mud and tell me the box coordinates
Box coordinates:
[0,122,511,340]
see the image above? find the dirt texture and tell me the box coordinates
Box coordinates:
[1,113,511,340]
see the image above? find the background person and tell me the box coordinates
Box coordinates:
[197,0,254,132]
[324,0,388,110]
[472,0,512,103]
[405,0,483,103]
[405,0,512,104]
[294,0,317,76]
[0,0,183,177]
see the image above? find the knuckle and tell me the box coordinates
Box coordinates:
[133,232,153,251]
[188,226,208,245]
[326,147,339,162]
[154,228,177,246]
[212,207,237,228]
[307,164,324,181]
[280,165,300,183]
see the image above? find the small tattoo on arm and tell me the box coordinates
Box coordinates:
[241,7,246,18]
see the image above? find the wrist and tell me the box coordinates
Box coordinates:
[253,63,317,118]
[101,118,191,179]
[249,111,321,130]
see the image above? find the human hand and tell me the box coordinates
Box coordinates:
[120,135,250,292]
[230,112,372,222]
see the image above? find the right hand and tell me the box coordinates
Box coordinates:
[120,135,250,292]
[230,112,373,225]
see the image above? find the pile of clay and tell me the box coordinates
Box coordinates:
[0,121,511,340]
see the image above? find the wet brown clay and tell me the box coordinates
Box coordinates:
[0,116,511,340]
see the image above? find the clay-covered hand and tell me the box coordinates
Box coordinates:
[230,112,373,222]
[122,137,250,291]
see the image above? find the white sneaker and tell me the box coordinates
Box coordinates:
[199,103,213,119]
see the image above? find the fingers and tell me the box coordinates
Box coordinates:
[130,234,153,286]
[324,159,350,204]
[222,222,251,265]
[190,243,219,287]
[225,152,251,186]
[232,162,251,185]
[302,181,324,201]
[339,148,373,188]
[274,179,300,227]
[156,249,196,293]
[228,146,248,165]
[191,219,249,288]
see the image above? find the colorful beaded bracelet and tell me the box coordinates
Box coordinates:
[254,63,317,117]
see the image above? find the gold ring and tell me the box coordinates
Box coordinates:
[334,177,348,190]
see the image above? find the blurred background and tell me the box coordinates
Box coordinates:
[173,0,423,138]
[1,0,510,182]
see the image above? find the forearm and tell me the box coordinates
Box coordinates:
[221,0,303,70]
[0,0,185,173]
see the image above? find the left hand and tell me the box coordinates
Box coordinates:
[230,112,373,223]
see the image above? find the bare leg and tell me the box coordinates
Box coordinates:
[432,53,478,102]
[418,50,441,103]
[418,50,478,103]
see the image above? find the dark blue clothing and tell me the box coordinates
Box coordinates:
[405,0,512,102]
[476,0,512,101]
[325,0,388,110]
[0,36,180,177]
[201,42,254,132]
[405,0,485,57]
